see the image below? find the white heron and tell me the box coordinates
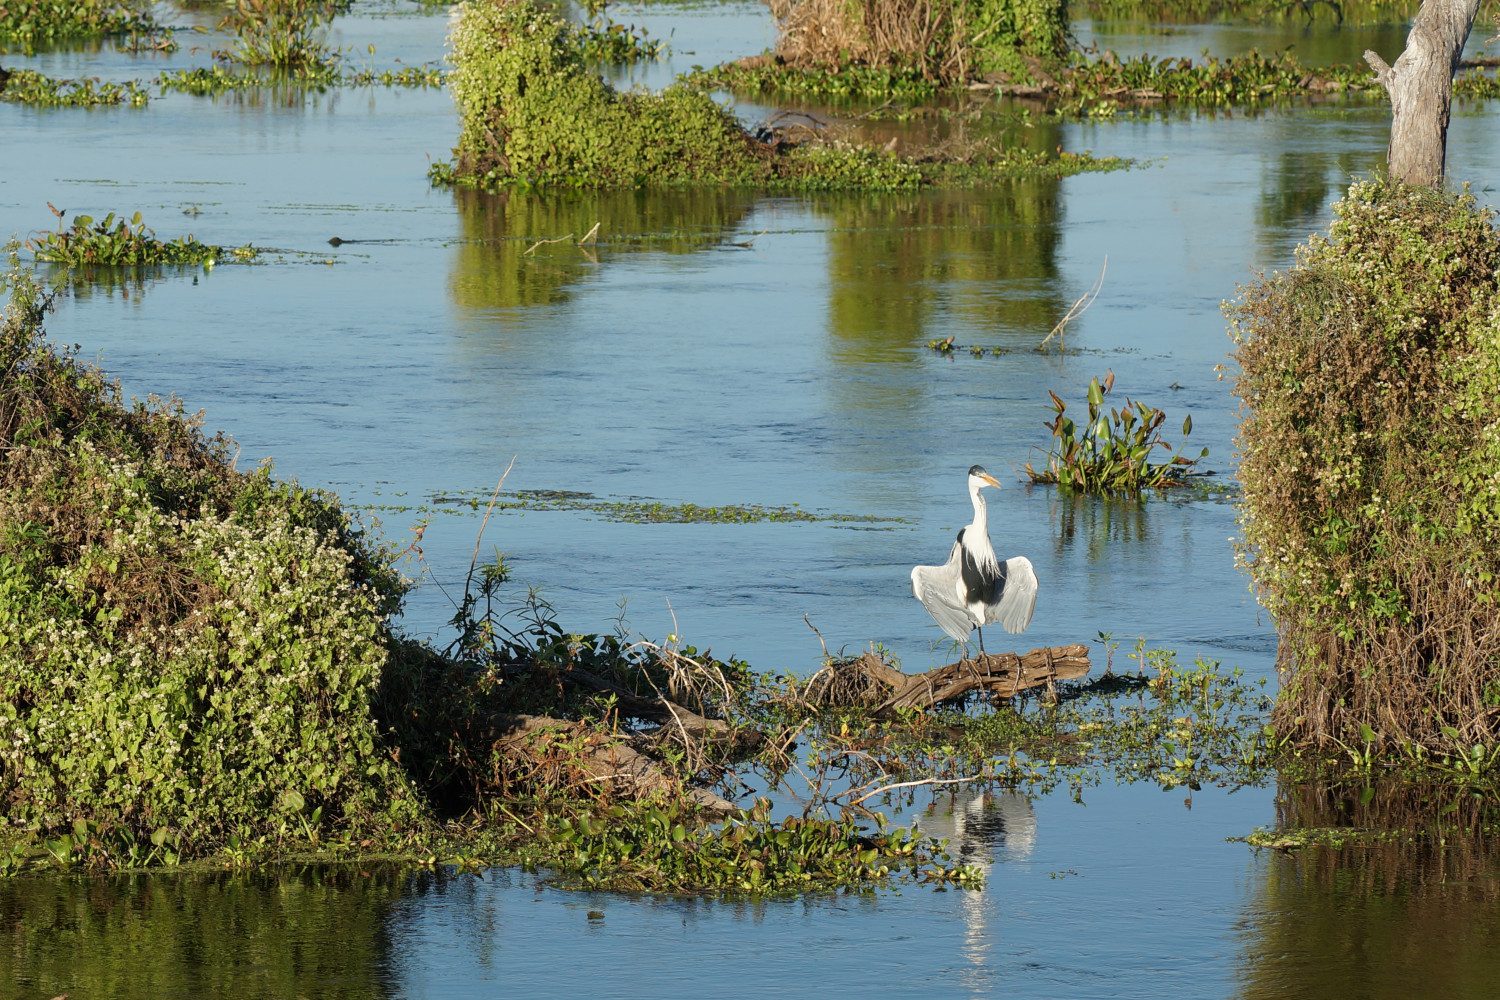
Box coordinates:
[910,465,1038,655]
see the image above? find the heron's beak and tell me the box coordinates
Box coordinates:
[981,473,1002,489]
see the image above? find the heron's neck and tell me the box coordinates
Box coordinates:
[969,480,988,534]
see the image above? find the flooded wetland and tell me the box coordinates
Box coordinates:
[6,0,1500,995]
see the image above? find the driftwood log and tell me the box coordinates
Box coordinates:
[805,644,1091,712]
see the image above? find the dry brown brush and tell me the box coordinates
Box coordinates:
[764,0,1068,85]
[1228,180,1500,753]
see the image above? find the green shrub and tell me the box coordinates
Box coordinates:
[1228,180,1500,751]
[0,262,428,854]
[447,0,763,188]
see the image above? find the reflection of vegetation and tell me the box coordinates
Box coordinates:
[1053,489,1150,560]
[1076,0,1493,25]
[1255,145,1380,250]
[1239,783,1500,1000]
[446,184,757,314]
[821,172,1065,359]
[0,865,401,998]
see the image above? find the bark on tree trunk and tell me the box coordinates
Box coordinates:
[1364,0,1483,186]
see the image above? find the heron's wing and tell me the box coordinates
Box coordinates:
[910,561,973,643]
[983,555,1038,634]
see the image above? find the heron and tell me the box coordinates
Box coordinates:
[910,465,1038,657]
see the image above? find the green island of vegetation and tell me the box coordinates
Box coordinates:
[428,0,1128,191]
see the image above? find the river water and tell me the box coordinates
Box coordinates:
[5,1,1500,995]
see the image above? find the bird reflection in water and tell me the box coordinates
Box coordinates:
[923,790,1038,986]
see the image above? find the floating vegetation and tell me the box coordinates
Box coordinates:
[1023,373,1207,495]
[382,487,903,525]
[1051,48,1375,116]
[692,48,1379,115]
[22,208,256,265]
[519,800,979,894]
[343,62,446,87]
[0,0,171,50]
[156,66,267,95]
[0,68,149,106]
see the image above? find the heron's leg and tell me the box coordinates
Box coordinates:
[977,627,986,657]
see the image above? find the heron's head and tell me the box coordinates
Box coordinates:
[968,465,1002,489]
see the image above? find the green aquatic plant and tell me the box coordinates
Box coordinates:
[0,0,169,49]
[532,799,979,894]
[1024,373,1207,494]
[24,208,254,265]
[1053,48,1375,116]
[574,14,666,63]
[694,46,1378,113]
[216,0,342,78]
[0,68,149,106]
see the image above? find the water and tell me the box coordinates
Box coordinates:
[4,1,1499,995]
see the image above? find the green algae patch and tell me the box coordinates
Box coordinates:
[434,0,1127,191]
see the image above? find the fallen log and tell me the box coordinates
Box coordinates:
[804,643,1091,712]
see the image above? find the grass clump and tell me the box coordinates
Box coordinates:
[0,69,149,106]
[0,261,429,859]
[1228,180,1500,754]
[1024,373,1207,494]
[24,209,254,265]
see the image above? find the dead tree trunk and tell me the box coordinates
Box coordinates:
[1364,0,1482,186]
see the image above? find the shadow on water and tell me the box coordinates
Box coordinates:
[0,865,405,999]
